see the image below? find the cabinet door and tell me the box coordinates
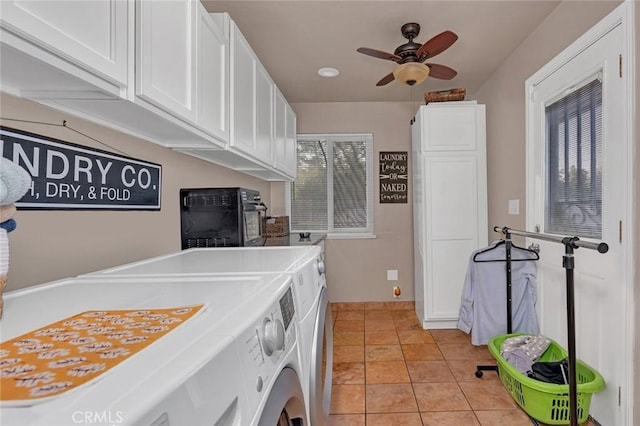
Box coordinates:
[274,89,296,178]
[423,155,484,324]
[0,0,128,86]
[421,104,479,152]
[255,62,274,163]
[230,22,256,156]
[197,7,229,144]
[284,103,297,179]
[137,0,197,123]
[273,89,287,171]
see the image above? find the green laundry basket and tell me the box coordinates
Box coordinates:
[488,333,605,425]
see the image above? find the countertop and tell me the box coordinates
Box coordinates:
[264,233,326,247]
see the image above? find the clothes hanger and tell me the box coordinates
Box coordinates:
[472,240,504,262]
[472,239,539,263]
[510,243,540,260]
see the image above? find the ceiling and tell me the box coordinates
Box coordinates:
[202,1,561,104]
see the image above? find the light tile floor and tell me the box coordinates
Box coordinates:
[328,302,598,426]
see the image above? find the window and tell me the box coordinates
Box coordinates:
[545,77,602,239]
[286,134,374,236]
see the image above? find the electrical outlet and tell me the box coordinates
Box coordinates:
[393,286,401,298]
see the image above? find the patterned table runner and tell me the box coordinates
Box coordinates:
[1,305,204,404]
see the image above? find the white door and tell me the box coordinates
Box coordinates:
[527,16,630,425]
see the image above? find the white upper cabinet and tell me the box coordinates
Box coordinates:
[284,100,297,179]
[273,89,287,172]
[196,7,229,143]
[273,89,296,179]
[136,0,197,123]
[230,21,257,156]
[255,62,274,164]
[419,104,480,152]
[229,20,275,165]
[229,20,294,178]
[0,0,130,96]
[0,1,294,180]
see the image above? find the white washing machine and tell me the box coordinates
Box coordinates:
[82,246,333,426]
[0,273,307,426]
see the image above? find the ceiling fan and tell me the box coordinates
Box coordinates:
[357,23,458,86]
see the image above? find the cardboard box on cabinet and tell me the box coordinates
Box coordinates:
[264,216,290,237]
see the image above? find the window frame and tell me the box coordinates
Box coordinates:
[285,133,375,239]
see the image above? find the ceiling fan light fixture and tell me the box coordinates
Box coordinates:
[393,62,430,86]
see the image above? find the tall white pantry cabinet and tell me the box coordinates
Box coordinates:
[411,101,488,329]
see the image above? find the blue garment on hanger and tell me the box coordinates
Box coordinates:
[457,240,540,345]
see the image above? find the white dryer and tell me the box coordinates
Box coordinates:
[234,276,307,426]
[292,250,332,426]
[82,246,333,426]
[0,273,307,426]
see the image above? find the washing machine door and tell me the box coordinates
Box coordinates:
[258,367,307,426]
[309,287,333,426]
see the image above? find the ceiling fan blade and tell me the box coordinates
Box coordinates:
[357,47,402,62]
[426,63,457,80]
[376,72,395,86]
[417,30,458,59]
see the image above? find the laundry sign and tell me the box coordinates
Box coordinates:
[379,151,408,203]
[0,127,161,210]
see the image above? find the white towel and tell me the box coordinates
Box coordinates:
[0,229,8,276]
[0,157,32,205]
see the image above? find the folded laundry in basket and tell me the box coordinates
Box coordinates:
[502,349,534,374]
[500,334,551,374]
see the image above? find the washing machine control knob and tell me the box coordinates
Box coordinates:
[317,258,326,275]
[262,318,285,356]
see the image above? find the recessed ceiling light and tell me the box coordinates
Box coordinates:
[318,67,340,78]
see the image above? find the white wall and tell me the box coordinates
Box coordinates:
[291,101,415,303]
[474,0,620,242]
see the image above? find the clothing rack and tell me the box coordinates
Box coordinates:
[474,228,539,378]
[486,226,608,426]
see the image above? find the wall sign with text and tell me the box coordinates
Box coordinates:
[379,151,408,204]
[0,127,162,210]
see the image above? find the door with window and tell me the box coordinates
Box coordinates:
[527,17,629,425]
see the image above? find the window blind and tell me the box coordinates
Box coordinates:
[289,134,373,234]
[545,78,602,239]
[290,138,328,231]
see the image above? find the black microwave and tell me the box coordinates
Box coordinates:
[179,187,266,249]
